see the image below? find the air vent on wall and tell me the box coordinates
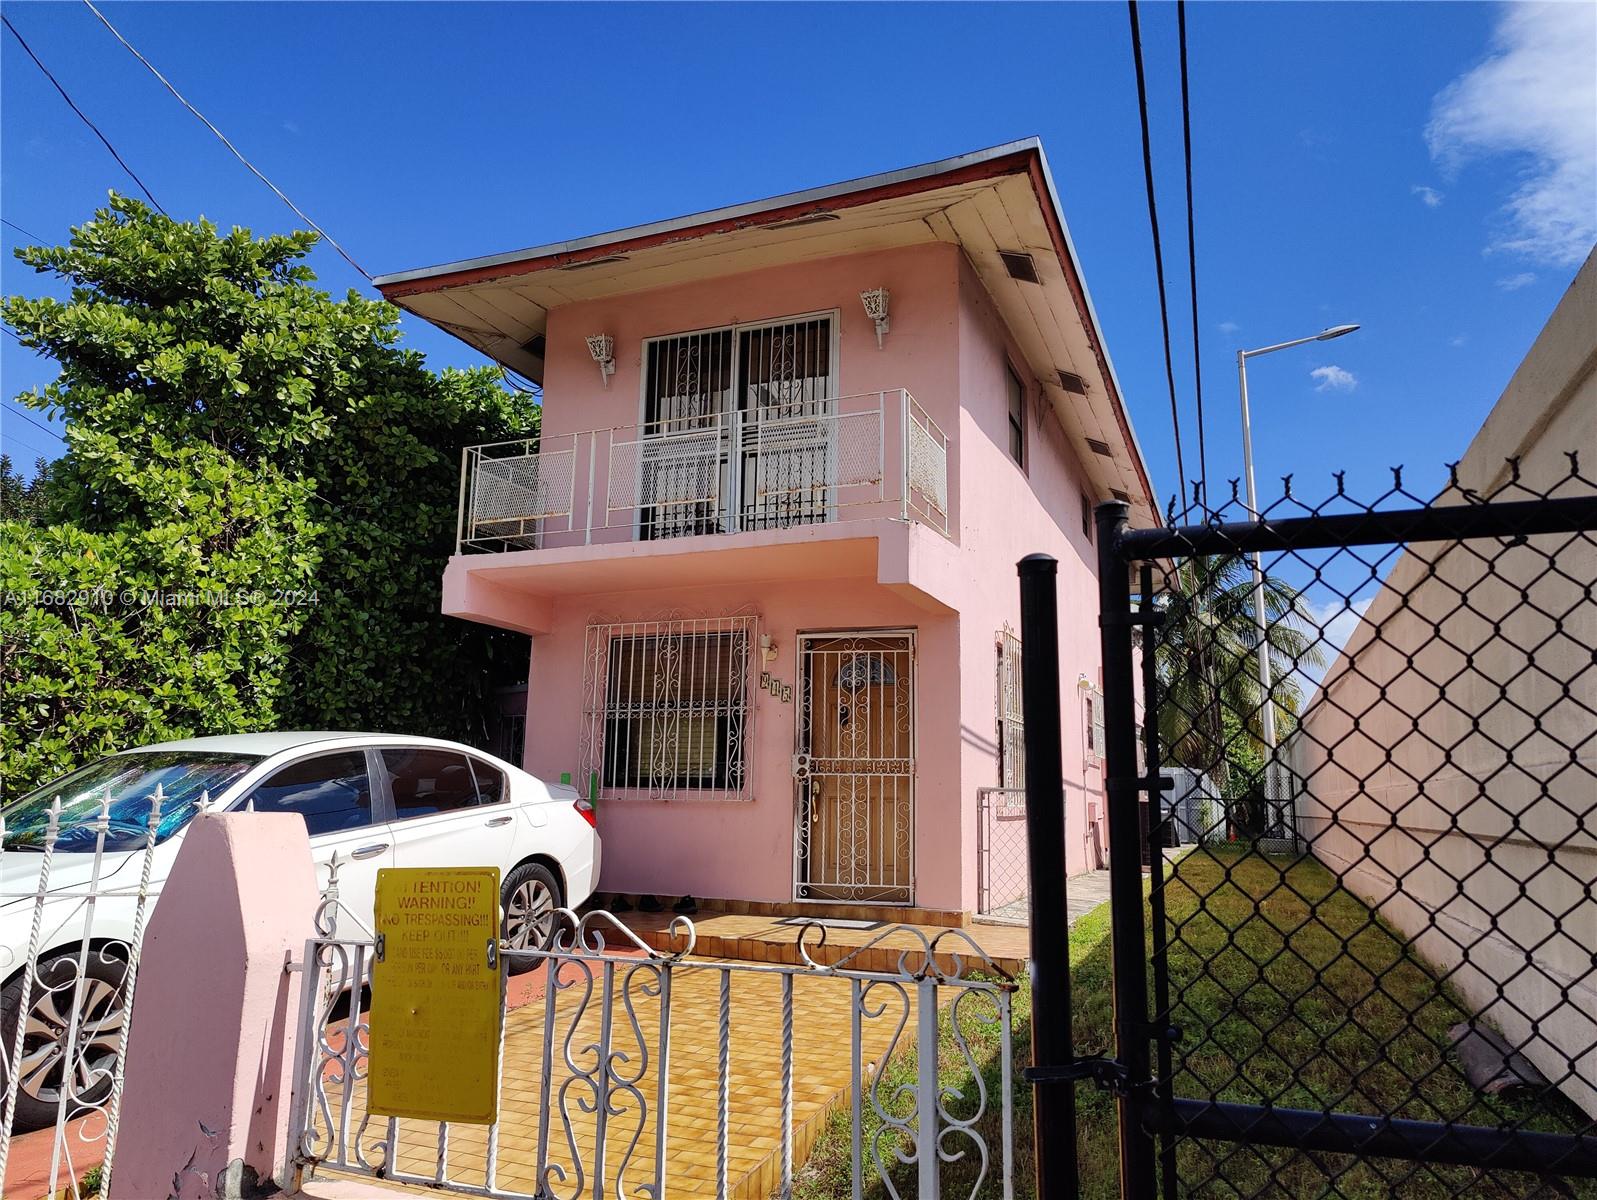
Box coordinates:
[521,334,546,358]
[558,253,630,271]
[1110,488,1132,503]
[999,251,1040,284]
[1056,370,1088,395]
[1085,438,1114,458]
[770,211,842,229]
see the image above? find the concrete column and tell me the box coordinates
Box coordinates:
[110,812,318,1199]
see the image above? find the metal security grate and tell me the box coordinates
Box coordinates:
[1090,456,1597,1197]
[579,614,757,802]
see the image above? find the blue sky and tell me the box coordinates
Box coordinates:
[4,0,1594,528]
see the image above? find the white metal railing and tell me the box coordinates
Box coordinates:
[0,788,174,1200]
[457,389,951,552]
[288,908,1017,1200]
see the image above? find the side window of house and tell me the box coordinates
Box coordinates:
[383,747,480,819]
[469,758,508,806]
[244,751,373,837]
[1081,493,1094,540]
[602,629,750,792]
[1006,366,1026,466]
[997,630,1025,790]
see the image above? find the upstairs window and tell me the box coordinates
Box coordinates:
[1006,366,1026,465]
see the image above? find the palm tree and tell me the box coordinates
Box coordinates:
[1153,554,1321,795]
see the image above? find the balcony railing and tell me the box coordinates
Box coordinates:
[457,389,949,553]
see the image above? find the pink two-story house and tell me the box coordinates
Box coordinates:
[374,140,1158,923]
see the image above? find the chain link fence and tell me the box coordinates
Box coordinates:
[1098,456,1596,1197]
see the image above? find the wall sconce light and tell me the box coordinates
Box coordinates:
[860,288,890,349]
[585,334,616,386]
[1077,674,1094,690]
[760,633,778,665]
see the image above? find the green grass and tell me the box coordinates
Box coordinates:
[791,847,1594,1199]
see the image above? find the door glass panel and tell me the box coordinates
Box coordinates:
[469,758,508,806]
[244,751,374,837]
[641,329,734,539]
[383,748,479,819]
[739,317,834,531]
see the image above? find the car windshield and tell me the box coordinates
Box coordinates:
[2,751,262,852]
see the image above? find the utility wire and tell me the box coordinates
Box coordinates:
[2,13,165,213]
[2,400,64,441]
[2,217,46,244]
[1127,0,1188,523]
[1177,1,1208,512]
[81,0,372,281]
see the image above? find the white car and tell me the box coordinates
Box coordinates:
[0,731,600,1130]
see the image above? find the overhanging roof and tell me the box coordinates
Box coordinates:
[375,139,1159,522]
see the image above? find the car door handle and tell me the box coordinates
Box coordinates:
[484,815,513,828]
[350,842,389,860]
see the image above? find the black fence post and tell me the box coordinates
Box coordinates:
[1095,502,1158,1200]
[1017,553,1076,1199]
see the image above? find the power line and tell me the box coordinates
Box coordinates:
[2,399,64,442]
[81,0,372,281]
[2,13,165,213]
[1178,0,1208,511]
[1127,0,1188,523]
[1,217,45,244]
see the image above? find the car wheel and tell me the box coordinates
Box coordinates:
[500,862,562,974]
[0,949,128,1132]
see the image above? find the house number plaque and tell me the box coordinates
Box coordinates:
[761,671,793,703]
[369,866,503,1124]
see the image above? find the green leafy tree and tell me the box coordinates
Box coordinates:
[1,196,538,795]
[0,455,52,524]
[1154,554,1319,795]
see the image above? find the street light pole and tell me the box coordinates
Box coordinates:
[1235,325,1359,805]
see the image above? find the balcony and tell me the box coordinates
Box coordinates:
[456,389,949,553]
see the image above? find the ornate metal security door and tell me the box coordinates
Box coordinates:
[793,632,915,904]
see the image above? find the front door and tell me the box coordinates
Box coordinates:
[793,632,915,904]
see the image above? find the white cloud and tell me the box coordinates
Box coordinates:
[1291,595,1376,702]
[1426,3,1597,267]
[1218,320,1240,335]
[1411,184,1445,208]
[1450,334,1468,347]
[1310,365,1357,392]
[1496,271,1537,291]
[283,120,301,135]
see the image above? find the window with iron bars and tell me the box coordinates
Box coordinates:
[997,629,1025,789]
[581,615,756,800]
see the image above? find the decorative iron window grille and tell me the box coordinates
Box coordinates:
[580,614,757,801]
[997,628,1025,790]
[1085,684,1105,763]
[639,315,838,539]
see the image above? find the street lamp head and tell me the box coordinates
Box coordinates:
[1316,324,1360,341]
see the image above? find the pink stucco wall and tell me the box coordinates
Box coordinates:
[949,252,1107,887]
[452,240,1113,913]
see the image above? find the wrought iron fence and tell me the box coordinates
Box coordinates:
[289,907,1019,1200]
[1087,457,1597,1197]
[0,788,171,1200]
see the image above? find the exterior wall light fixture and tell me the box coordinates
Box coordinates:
[760,633,778,665]
[585,334,616,386]
[860,288,890,349]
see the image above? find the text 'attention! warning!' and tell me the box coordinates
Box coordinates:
[369,866,503,1124]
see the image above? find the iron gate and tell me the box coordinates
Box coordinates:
[1035,458,1597,1198]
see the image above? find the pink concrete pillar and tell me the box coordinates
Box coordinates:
[110,812,318,1199]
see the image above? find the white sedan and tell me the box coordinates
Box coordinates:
[0,731,600,1130]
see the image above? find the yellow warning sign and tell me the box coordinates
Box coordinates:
[369,866,502,1124]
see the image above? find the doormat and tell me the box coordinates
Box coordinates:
[776,916,885,931]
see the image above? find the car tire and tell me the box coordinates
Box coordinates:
[0,949,128,1132]
[500,862,562,974]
